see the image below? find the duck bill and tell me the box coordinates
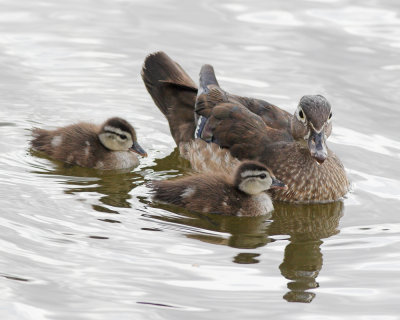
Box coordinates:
[271,177,288,190]
[308,130,327,164]
[130,141,147,157]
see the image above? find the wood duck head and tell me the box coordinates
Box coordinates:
[290,95,332,164]
[99,117,147,156]
[234,161,287,195]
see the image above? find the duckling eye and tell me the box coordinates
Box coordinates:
[259,173,267,179]
[328,112,332,120]
[120,134,127,140]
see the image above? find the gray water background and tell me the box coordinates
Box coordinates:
[1,0,400,319]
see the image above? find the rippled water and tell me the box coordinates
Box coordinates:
[1,0,400,319]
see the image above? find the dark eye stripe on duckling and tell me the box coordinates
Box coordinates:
[244,173,267,179]
[104,130,128,140]
[240,170,268,178]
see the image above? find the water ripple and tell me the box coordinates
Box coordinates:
[349,169,400,200]
[307,6,400,26]
[237,11,303,26]
[332,126,400,158]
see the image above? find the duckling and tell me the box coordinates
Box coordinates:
[31,117,147,170]
[141,51,349,203]
[150,161,287,216]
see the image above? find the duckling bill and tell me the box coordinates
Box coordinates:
[150,161,287,216]
[31,117,147,170]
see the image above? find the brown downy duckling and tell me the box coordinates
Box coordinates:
[150,161,287,216]
[31,117,147,170]
[141,51,349,203]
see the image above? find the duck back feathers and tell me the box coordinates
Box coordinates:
[32,123,101,163]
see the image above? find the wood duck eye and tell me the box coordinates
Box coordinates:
[299,110,305,119]
[259,173,267,179]
[328,112,332,119]
[120,134,127,140]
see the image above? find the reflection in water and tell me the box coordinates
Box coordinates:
[147,203,274,249]
[30,148,190,222]
[30,150,144,219]
[271,202,343,303]
[280,240,321,303]
[147,151,344,303]
[31,148,344,303]
[233,253,261,264]
[143,147,191,177]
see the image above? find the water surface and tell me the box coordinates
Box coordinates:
[1,0,400,319]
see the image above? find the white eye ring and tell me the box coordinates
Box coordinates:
[327,111,333,123]
[296,107,307,123]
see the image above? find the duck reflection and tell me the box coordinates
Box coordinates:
[30,150,143,218]
[271,201,343,303]
[32,147,344,303]
[148,158,344,303]
[30,148,190,219]
[146,148,191,174]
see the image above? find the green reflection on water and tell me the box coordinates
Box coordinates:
[31,148,344,303]
[151,199,343,303]
[30,149,145,218]
[30,148,191,219]
[274,202,343,303]
[147,148,191,174]
[145,149,344,303]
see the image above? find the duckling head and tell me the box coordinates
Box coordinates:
[291,95,332,164]
[99,117,147,156]
[235,161,287,195]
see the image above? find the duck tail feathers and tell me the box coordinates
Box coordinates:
[141,51,198,145]
[199,64,219,95]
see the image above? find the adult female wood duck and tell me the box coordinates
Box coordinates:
[31,117,147,170]
[141,52,349,203]
[151,160,286,216]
